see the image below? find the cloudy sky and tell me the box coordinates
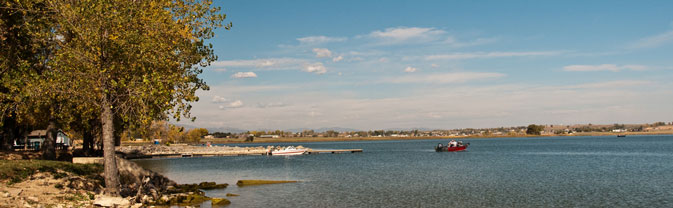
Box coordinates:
[181,0,673,131]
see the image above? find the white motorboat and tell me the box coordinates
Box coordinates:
[271,146,307,156]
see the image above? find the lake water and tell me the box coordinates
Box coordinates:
[134,135,673,207]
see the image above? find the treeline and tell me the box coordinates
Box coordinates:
[1,0,229,196]
[122,121,208,143]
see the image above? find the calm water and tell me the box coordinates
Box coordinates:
[134,135,673,207]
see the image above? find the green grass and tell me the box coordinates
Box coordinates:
[0,160,103,184]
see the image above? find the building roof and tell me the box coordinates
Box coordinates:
[27,129,66,137]
[28,130,48,137]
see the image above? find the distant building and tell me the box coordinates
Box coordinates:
[259,135,279,138]
[13,129,72,150]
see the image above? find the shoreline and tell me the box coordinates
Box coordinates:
[0,157,231,207]
[123,131,673,146]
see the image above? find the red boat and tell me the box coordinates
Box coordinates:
[435,143,469,152]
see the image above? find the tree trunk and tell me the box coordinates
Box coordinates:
[0,116,16,150]
[42,118,57,159]
[23,131,29,151]
[83,129,93,156]
[0,129,12,150]
[102,96,120,196]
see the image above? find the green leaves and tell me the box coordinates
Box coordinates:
[2,0,226,152]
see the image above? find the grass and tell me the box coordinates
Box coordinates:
[0,160,103,184]
[64,192,90,201]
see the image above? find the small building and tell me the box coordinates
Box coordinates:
[13,129,72,150]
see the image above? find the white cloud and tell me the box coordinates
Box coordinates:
[211,58,306,70]
[563,64,648,72]
[214,97,243,109]
[303,62,327,74]
[231,72,258,78]
[404,66,417,73]
[297,36,347,45]
[212,96,227,103]
[368,27,446,43]
[628,30,673,49]
[185,78,672,130]
[565,80,653,89]
[228,100,243,108]
[332,55,343,62]
[308,110,323,117]
[383,72,505,84]
[445,37,499,48]
[426,51,562,60]
[313,48,332,58]
[257,102,287,108]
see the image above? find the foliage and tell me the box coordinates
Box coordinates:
[125,121,208,143]
[46,0,229,129]
[210,131,233,138]
[0,0,58,149]
[526,124,545,135]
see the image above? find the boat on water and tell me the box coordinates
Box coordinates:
[435,143,469,152]
[271,146,307,156]
[617,135,626,137]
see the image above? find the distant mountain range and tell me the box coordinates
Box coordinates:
[204,127,249,133]
[383,127,434,131]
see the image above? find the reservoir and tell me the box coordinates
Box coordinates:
[135,135,673,207]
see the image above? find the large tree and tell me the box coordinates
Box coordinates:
[47,0,229,196]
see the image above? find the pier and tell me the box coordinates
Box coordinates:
[119,146,363,159]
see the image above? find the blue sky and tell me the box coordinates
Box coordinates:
[182,0,673,130]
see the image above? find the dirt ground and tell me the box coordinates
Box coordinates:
[0,172,96,208]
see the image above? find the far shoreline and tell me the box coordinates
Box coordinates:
[122,131,673,146]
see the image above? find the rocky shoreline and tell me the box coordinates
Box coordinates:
[0,155,231,207]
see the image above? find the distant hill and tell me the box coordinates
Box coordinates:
[205,127,248,133]
[384,127,434,131]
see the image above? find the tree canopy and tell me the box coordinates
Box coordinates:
[1,0,229,196]
[526,124,545,135]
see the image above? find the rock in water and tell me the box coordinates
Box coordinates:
[211,198,231,206]
[198,182,228,190]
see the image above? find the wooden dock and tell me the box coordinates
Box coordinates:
[306,149,363,154]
